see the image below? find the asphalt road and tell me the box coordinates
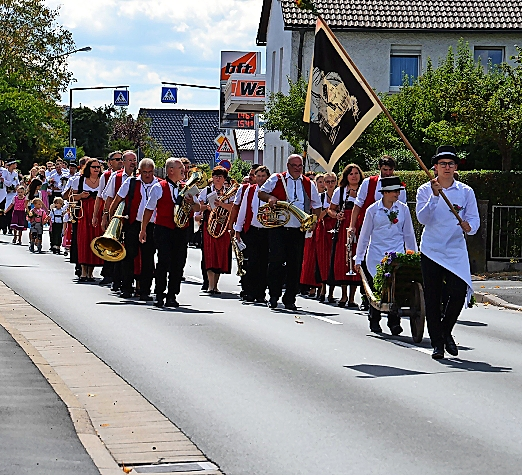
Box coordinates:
[473,280,522,307]
[1,232,521,475]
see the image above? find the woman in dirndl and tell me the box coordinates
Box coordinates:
[70,158,103,282]
[327,164,364,308]
[197,166,233,294]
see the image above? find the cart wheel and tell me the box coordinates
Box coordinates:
[410,282,426,343]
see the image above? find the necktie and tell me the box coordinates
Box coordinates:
[293,179,298,200]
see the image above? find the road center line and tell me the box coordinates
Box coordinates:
[305,314,343,325]
[391,339,433,355]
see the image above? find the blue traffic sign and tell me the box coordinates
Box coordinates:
[218,159,231,171]
[64,147,77,160]
[114,89,129,106]
[161,87,177,104]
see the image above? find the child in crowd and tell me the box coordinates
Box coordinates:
[7,185,28,245]
[49,197,66,254]
[27,198,48,253]
[61,202,72,257]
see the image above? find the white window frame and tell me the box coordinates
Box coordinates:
[389,45,421,92]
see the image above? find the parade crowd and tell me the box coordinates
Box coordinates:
[0,146,480,360]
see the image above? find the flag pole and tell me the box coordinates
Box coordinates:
[316,15,462,223]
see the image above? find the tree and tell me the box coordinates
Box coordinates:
[72,105,115,158]
[263,76,309,153]
[0,0,75,100]
[229,156,251,182]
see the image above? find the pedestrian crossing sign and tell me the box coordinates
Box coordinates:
[114,89,129,106]
[64,147,76,160]
[217,137,234,153]
[161,87,178,103]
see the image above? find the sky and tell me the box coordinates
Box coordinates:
[46,0,265,115]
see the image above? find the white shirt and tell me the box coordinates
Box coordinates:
[69,176,98,192]
[145,180,180,211]
[259,173,321,228]
[62,172,80,195]
[198,184,233,205]
[50,207,66,224]
[118,176,159,222]
[45,169,54,180]
[105,171,130,199]
[234,185,263,231]
[0,167,7,202]
[233,183,249,206]
[416,179,480,304]
[97,170,114,199]
[355,199,418,277]
[331,186,357,207]
[3,169,20,207]
[49,169,70,193]
[354,175,407,208]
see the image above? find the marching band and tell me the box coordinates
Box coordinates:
[0,147,480,360]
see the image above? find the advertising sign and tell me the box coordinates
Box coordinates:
[219,51,261,129]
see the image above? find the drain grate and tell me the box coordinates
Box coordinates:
[132,462,217,473]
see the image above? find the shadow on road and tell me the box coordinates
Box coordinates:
[457,320,488,327]
[436,358,512,373]
[344,364,457,378]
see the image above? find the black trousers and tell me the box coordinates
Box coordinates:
[50,222,63,248]
[421,254,467,348]
[267,227,305,305]
[0,198,7,233]
[154,224,189,299]
[243,227,269,300]
[121,221,156,295]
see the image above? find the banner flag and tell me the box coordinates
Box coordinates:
[304,18,382,172]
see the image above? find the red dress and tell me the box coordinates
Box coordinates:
[76,194,104,266]
[203,220,231,273]
[315,213,337,282]
[330,206,361,284]
[300,231,320,287]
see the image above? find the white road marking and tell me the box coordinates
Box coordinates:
[305,314,343,325]
[390,339,433,355]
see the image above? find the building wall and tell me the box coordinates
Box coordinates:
[264,0,294,173]
[238,150,264,164]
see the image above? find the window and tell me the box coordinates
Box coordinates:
[270,50,276,92]
[390,46,421,91]
[474,47,504,71]
[278,47,284,92]
[280,146,284,172]
[273,146,277,172]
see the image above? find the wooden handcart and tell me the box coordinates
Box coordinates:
[359,261,426,343]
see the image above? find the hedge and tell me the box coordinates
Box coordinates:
[373,170,522,206]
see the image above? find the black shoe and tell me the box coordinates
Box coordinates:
[444,335,458,356]
[318,294,325,303]
[369,321,382,333]
[153,298,165,308]
[284,303,298,311]
[359,301,370,311]
[139,294,153,301]
[201,283,209,291]
[268,299,278,309]
[347,301,358,309]
[255,298,267,304]
[390,324,403,336]
[111,284,121,292]
[78,276,88,283]
[120,291,133,299]
[432,346,445,359]
[98,277,113,286]
[338,300,347,308]
[165,297,180,308]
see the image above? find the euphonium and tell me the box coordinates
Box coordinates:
[257,201,317,232]
[231,236,246,276]
[68,194,83,223]
[90,201,127,262]
[173,168,207,228]
[208,183,240,238]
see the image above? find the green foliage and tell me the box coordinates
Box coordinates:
[72,105,115,158]
[262,76,309,152]
[229,156,251,182]
[373,251,421,301]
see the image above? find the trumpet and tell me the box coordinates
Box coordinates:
[90,201,127,262]
[257,201,317,232]
[68,195,83,223]
[231,236,246,276]
[346,229,356,276]
[208,183,239,238]
[174,168,207,228]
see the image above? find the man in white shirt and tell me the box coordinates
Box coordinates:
[259,154,322,310]
[234,165,270,303]
[2,160,20,234]
[0,162,7,234]
[109,158,158,301]
[49,161,70,200]
[416,145,480,360]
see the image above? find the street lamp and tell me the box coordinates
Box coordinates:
[69,86,129,146]
[50,46,92,62]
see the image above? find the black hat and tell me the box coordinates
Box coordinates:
[379,176,404,192]
[432,145,459,165]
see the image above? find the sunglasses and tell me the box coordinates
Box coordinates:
[91,165,101,169]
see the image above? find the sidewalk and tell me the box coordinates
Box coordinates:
[0,325,100,475]
[472,274,522,311]
[0,282,222,475]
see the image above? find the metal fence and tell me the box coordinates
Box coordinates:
[490,205,522,260]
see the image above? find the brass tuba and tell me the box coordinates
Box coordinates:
[67,194,83,223]
[231,236,246,276]
[257,201,317,232]
[90,201,127,262]
[208,183,239,238]
[174,167,208,228]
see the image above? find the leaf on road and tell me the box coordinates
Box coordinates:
[480,285,485,288]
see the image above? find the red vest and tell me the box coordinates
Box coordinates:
[243,185,258,233]
[155,180,175,229]
[125,179,142,224]
[271,172,312,202]
[114,170,125,194]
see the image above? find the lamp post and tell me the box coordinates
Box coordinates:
[69,85,129,146]
[48,46,92,63]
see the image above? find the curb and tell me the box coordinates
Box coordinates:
[474,291,522,312]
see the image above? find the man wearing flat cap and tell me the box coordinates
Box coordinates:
[416,145,480,360]
[0,160,20,234]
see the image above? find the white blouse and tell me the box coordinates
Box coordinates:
[355,199,418,277]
